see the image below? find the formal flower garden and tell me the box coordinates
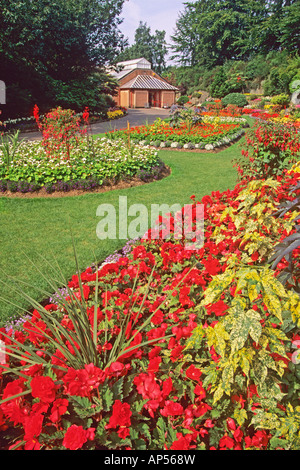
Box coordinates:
[0,138,164,195]
[107,109,248,150]
[0,102,300,451]
[0,107,164,195]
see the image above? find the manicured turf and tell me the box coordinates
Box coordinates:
[0,139,243,324]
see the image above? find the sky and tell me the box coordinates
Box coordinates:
[119,0,190,52]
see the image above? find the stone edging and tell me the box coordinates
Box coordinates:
[137,128,246,150]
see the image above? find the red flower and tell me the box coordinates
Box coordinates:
[1,379,27,425]
[179,286,194,308]
[193,401,212,417]
[63,364,105,397]
[170,433,193,450]
[134,372,162,401]
[49,398,69,423]
[24,412,44,442]
[147,356,162,373]
[245,430,270,449]
[106,400,132,433]
[206,299,228,316]
[227,418,237,432]
[160,400,184,417]
[219,433,235,449]
[162,377,173,397]
[119,331,142,360]
[194,383,206,399]
[233,427,244,443]
[33,105,41,128]
[186,364,202,381]
[202,255,222,276]
[63,424,92,450]
[170,344,184,362]
[82,107,90,124]
[117,426,130,439]
[30,376,56,404]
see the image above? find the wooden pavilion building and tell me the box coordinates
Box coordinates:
[109,58,178,109]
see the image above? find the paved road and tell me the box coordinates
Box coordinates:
[20,108,171,141]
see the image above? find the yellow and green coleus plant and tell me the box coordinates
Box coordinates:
[185,260,300,424]
[183,174,300,442]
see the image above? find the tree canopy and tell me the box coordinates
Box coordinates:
[171,0,300,68]
[117,22,168,74]
[0,0,126,118]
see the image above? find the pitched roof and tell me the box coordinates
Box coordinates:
[116,57,151,68]
[109,57,152,80]
[120,75,178,91]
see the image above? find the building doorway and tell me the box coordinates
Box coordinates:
[149,92,155,107]
[149,91,161,108]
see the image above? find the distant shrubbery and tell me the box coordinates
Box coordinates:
[222,93,248,108]
[163,51,300,100]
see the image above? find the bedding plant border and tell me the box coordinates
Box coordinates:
[0,161,299,450]
[107,116,249,152]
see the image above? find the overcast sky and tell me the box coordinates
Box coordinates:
[119,0,190,48]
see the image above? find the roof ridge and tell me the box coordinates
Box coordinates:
[119,74,178,91]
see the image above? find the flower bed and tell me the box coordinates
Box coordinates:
[0,138,163,195]
[233,120,300,181]
[242,108,300,128]
[107,117,247,150]
[0,160,299,449]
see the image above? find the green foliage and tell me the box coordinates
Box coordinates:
[234,121,300,181]
[0,137,162,189]
[177,95,190,105]
[0,130,24,169]
[271,94,290,107]
[264,69,288,96]
[171,0,299,68]
[210,68,230,99]
[184,175,300,430]
[269,181,300,293]
[0,0,126,118]
[169,107,203,131]
[117,22,168,74]
[290,79,300,93]
[222,93,247,107]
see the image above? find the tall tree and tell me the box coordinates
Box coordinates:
[250,0,300,53]
[151,30,168,73]
[117,22,168,73]
[0,0,126,117]
[171,0,300,68]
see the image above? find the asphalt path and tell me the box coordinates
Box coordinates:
[19,108,171,141]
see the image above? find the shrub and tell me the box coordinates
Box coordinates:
[222,93,248,108]
[271,94,290,107]
[6,180,18,192]
[289,79,300,94]
[33,105,86,160]
[177,95,189,105]
[263,69,287,96]
[234,121,300,180]
[210,67,230,98]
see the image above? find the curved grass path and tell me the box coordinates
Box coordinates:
[0,140,242,323]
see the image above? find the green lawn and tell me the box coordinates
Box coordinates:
[0,139,243,325]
